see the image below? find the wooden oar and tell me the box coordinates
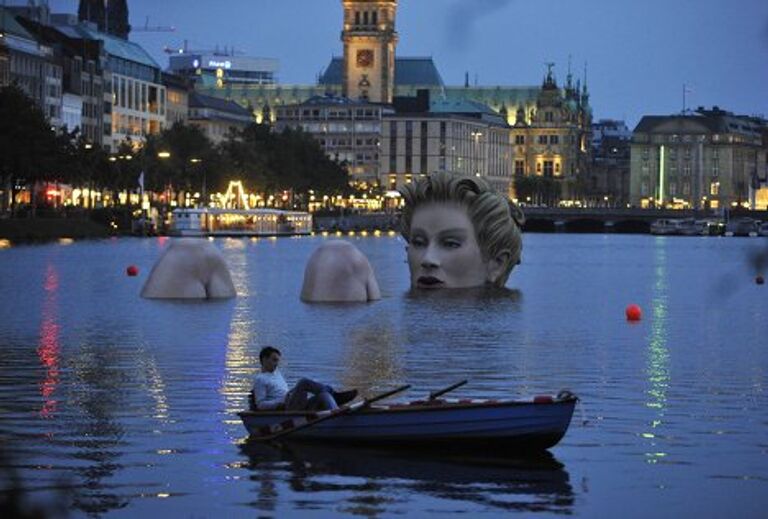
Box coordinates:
[252,384,411,442]
[428,379,468,401]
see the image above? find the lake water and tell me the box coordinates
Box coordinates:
[0,233,766,518]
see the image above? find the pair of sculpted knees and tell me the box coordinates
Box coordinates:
[141,173,524,301]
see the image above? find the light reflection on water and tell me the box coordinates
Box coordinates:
[0,234,767,517]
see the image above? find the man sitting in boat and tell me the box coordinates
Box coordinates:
[250,346,358,411]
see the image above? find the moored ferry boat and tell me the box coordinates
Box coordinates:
[724,217,759,237]
[650,218,684,235]
[758,221,768,237]
[171,208,312,237]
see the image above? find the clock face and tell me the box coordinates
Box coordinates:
[356,50,374,68]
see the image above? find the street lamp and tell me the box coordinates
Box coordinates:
[189,158,205,207]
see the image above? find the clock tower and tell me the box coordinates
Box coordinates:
[341,0,398,103]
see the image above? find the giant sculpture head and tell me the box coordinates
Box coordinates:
[399,172,525,289]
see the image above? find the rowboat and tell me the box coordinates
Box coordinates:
[238,391,577,451]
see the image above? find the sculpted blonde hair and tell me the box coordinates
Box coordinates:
[399,172,525,286]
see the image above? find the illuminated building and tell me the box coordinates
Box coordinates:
[380,90,512,194]
[193,0,591,202]
[53,15,165,151]
[0,6,62,128]
[15,11,106,145]
[508,66,592,202]
[168,51,278,89]
[274,96,389,187]
[630,107,768,209]
[163,71,190,125]
[340,0,398,103]
[188,91,253,144]
[589,120,632,207]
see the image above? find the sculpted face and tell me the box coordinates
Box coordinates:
[407,202,493,289]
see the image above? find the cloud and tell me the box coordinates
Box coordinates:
[445,0,514,52]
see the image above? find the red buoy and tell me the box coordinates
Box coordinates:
[757,275,765,285]
[626,304,642,322]
[126,265,139,277]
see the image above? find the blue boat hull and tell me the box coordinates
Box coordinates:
[239,397,577,451]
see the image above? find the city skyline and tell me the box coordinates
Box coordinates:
[35,0,768,126]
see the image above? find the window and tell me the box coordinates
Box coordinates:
[555,162,561,174]
[543,160,554,176]
[536,162,542,174]
[549,135,559,145]
[389,122,397,172]
[514,160,524,175]
[420,121,428,173]
[545,111,554,122]
[538,135,548,145]
[515,135,525,145]
[405,121,413,173]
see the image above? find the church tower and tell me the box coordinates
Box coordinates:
[341,0,398,103]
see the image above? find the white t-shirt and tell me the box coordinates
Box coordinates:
[253,369,289,410]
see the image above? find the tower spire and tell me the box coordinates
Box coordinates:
[341,0,399,103]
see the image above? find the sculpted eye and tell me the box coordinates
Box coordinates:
[411,236,427,247]
[443,238,462,249]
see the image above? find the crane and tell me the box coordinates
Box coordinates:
[132,16,175,33]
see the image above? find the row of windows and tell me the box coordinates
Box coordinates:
[280,108,379,119]
[112,75,166,116]
[319,138,378,147]
[353,10,379,27]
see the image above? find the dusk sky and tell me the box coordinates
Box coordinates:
[43,0,768,127]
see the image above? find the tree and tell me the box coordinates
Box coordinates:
[0,85,63,216]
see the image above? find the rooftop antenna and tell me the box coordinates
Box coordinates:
[682,84,693,114]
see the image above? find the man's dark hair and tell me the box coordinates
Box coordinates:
[259,346,281,363]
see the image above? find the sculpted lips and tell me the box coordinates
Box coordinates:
[417,276,443,288]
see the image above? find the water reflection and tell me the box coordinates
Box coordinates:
[643,239,671,464]
[63,341,131,515]
[239,442,573,515]
[38,264,60,419]
[342,320,406,394]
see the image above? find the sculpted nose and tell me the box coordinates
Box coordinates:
[420,245,439,268]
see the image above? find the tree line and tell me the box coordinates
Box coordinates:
[0,85,349,216]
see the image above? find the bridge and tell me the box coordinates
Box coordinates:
[313,208,768,234]
[520,207,768,233]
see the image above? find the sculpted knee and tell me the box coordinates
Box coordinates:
[300,240,380,303]
[141,239,236,299]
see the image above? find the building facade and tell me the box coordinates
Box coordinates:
[508,68,592,202]
[630,107,768,209]
[380,91,513,194]
[1,7,62,127]
[341,0,398,103]
[588,120,631,207]
[163,72,190,126]
[168,51,278,90]
[274,96,388,188]
[188,91,253,144]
